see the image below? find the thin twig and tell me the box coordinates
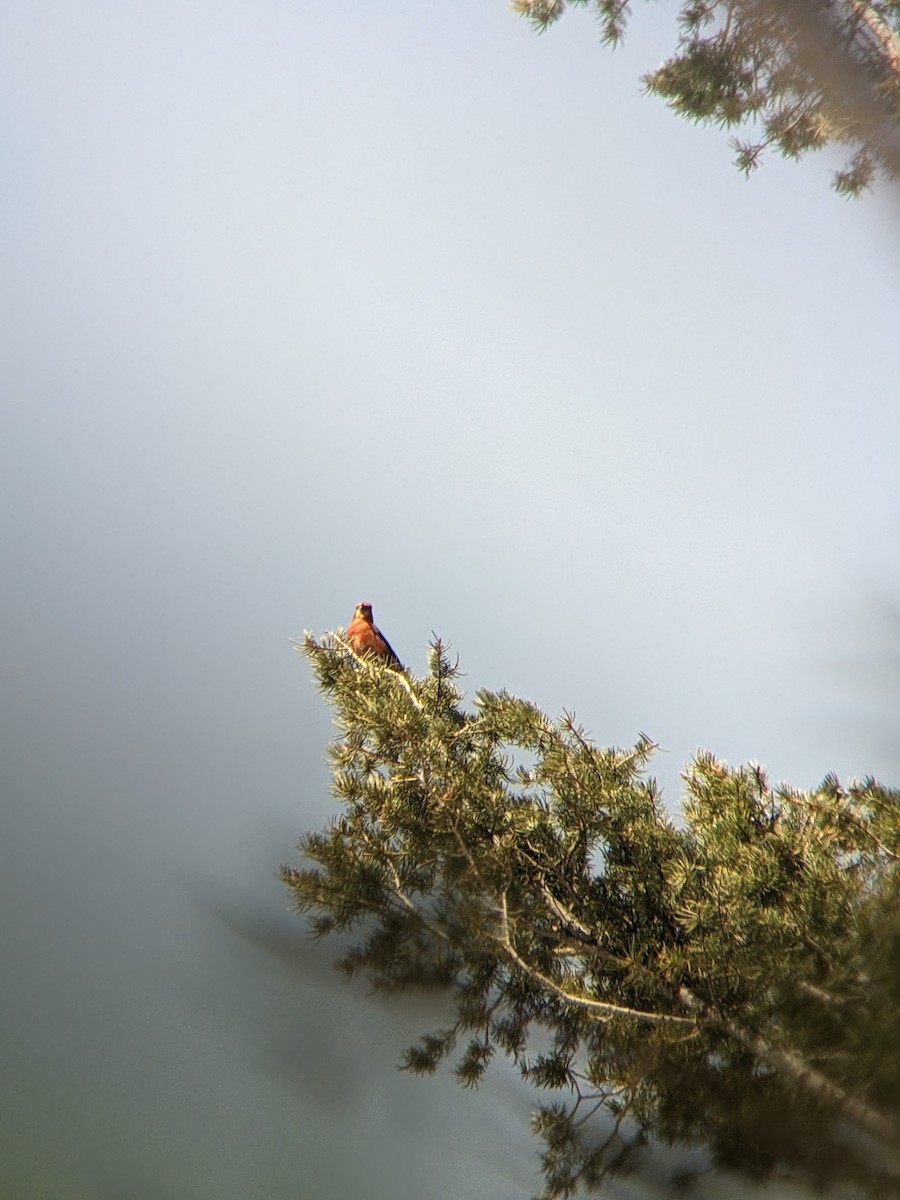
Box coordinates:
[499,936,697,1028]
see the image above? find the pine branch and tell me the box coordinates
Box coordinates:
[677,985,900,1152]
[287,632,900,1197]
[513,0,900,192]
[850,0,900,71]
[498,906,699,1028]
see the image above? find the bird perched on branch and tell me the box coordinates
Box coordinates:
[347,602,402,670]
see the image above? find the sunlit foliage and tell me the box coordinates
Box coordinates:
[509,0,900,195]
[283,633,900,1197]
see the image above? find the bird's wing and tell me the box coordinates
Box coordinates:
[375,627,402,669]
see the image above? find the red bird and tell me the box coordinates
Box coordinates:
[347,602,402,670]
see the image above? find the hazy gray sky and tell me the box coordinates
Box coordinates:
[2,3,899,1198]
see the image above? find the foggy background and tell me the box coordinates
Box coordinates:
[2,2,899,1197]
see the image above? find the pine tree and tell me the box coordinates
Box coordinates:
[509,0,900,196]
[282,632,900,1199]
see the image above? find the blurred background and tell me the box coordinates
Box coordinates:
[2,2,899,1197]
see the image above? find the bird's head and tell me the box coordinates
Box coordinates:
[354,602,374,622]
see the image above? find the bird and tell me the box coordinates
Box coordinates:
[346,602,403,670]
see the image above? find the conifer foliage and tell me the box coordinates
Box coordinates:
[509,0,900,195]
[283,633,900,1198]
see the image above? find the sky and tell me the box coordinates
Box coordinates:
[2,2,900,1198]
